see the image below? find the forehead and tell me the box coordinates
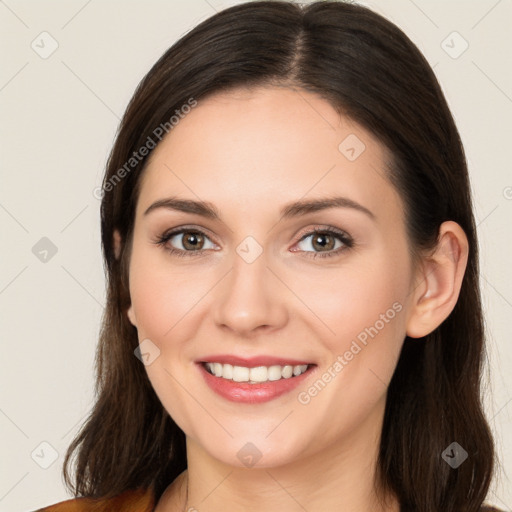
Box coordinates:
[136,85,402,226]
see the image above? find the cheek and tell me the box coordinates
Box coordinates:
[129,250,205,341]
[289,266,407,442]
[297,260,408,351]
[297,253,409,410]
[128,249,207,432]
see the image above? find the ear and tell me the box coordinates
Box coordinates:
[113,229,138,327]
[406,221,469,338]
[113,229,122,260]
[127,303,137,327]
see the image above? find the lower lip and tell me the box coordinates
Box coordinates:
[197,363,316,404]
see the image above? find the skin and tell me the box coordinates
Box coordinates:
[118,85,468,511]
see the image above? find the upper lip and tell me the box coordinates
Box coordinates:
[197,354,314,368]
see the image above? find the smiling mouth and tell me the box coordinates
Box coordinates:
[201,361,313,384]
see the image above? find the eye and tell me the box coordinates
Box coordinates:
[293,227,353,259]
[152,225,354,259]
[152,227,217,258]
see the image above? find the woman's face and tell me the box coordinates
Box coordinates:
[126,85,418,469]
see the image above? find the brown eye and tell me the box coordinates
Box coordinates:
[311,233,336,251]
[294,227,354,259]
[153,227,216,257]
[167,230,216,252]
[180,231,205,250]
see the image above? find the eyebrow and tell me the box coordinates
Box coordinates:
[143,195,376,221]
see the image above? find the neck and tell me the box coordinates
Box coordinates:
[156,396,399,512]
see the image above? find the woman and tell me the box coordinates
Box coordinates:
[34,1,503,511]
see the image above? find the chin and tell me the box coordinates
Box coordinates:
[197,430,308,470]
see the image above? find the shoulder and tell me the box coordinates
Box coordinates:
[32,487,154,512]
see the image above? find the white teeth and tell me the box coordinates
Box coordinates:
[282,365,293,378]
[268,365,282,381]
[213,362,223,377]
[204,362,309,383]
[293,365,306,376]
[222,363,233,379]
[249,366,268,383]
[232,366,250,382]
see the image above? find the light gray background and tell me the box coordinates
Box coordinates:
[0,1,511,511]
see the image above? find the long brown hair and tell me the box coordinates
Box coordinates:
[63,2,496,510]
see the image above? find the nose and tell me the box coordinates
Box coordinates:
[212,250,289,337]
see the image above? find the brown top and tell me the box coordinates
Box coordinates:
[33,488,155,512]
[33,489,504,512]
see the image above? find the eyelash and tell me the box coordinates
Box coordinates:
[152,225,354,260]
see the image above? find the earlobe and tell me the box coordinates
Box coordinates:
[406,221,469,339]
[127,304,137,327]
[113,229,122,260]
